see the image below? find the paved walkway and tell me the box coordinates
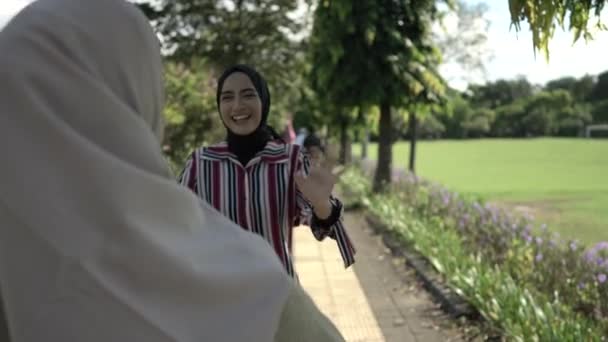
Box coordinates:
[293,212,463,342]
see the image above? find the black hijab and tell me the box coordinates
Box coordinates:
[216,65,282,166]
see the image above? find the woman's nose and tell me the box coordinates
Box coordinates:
[233,95,244,109]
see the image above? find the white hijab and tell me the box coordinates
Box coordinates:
[0,0,315,340]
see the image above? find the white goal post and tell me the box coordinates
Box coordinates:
[585,124,608,138]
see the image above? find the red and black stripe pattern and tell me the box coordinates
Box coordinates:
[179,141,356,277]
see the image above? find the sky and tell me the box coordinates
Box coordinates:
[444,0,608,89]
[1,0,607,91]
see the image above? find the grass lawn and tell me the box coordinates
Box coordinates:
[353,138,608,245]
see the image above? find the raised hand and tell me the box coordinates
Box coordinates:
[295,144,343,216]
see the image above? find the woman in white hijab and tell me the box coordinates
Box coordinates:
[0,0,344,341]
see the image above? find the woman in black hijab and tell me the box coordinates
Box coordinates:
[216,64,281,165]
[179,65,356,278]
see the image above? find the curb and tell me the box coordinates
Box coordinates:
[365,214,478,320]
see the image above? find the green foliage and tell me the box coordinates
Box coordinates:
[309,0,447,110]
[589,71,608,103]
[546,75,596,102]
[430,74,601,139]
[508,0,607,60]
[523,90,572,136]
[308,0,450,189]
[137,0,309,121]
[461,108,495,137]
[417,113,446,139]
[337,167,372,208]
[592,100,608,123]
[341,167,608,339]
[488,100,525,137]
[466,78,534,109]
[162,61,224,171]
[556,103,593,136]
[437,94,474,138]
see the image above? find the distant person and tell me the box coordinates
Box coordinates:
[0,0,345,340]
[282,117,297,144]
[294,127,309,146]
[178,64,356,278]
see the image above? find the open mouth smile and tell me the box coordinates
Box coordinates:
[232,114,251,122]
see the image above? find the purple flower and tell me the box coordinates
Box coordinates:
[598,274,607,284]
[585,242,608,263]
[578,282,586,289]
[536,237,543,245]
[585,252,596,263]
[590,242,608,254]
[570,241,578,251]
[521,230,532,243]
[535,253,543,262]
[442,194,450,206]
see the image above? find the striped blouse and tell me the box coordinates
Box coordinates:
[178,141,356,277]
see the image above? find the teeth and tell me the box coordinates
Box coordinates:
[232,115,250,121]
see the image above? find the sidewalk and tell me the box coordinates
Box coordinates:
[293,212,463,342]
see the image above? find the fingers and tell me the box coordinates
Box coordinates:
[323,144,339,171]
[321,155,337,174]
[332,165,345,178]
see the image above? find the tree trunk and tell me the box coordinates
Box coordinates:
[361,126,369,160]
[409,112,417,173]
[339,119,351,164]
[373,101,392,192]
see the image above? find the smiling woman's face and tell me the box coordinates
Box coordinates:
[218,72,262,136]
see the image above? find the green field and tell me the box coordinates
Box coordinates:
[354,138,608,244]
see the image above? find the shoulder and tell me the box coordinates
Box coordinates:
[196,141,231,159]
[204,141,228,152]
[259,140,292,159]
[278,142,303,161]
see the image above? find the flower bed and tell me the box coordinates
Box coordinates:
[339,167,607,340]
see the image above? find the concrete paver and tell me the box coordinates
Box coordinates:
[293,212,463,342]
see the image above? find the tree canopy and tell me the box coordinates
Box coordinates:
[509,0,607,59]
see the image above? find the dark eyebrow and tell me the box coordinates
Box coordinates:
[220,90,234,96]
[240,88,257,94]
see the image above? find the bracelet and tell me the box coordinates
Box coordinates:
[312,199,343,228]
